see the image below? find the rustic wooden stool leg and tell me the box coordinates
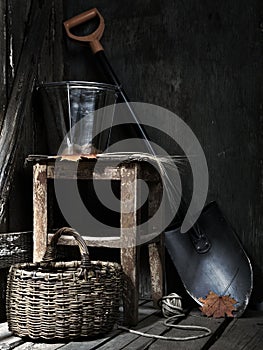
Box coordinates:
[147,180,165,307]
[120,164,140,326]
[148,235,165,307]
[33,163,48,262]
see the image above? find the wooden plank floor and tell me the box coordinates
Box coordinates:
[0,303,262,350]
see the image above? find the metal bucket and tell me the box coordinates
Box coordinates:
[37,81,118,155]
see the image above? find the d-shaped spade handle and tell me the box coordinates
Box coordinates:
[63,8,105,53]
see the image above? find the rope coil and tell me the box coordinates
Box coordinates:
[118,293,212,342]
[160,292,183,317]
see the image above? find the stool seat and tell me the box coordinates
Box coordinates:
[30,154,165,326]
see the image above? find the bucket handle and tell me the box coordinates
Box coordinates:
[42,227,91,269]
[64,8,105,54]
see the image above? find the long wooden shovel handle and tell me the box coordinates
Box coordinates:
[63,8,105,53]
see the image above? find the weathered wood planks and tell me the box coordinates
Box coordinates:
[33,164,48,262]
[0,0,51,225]
[148,310,229,350]
[0,322,23,349]
[0,0,6,131]
[5,0,32,97]
[209,310,263,350]
[0,0,64,232]
[1,306,263,349]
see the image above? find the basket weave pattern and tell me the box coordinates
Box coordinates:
[6,228,122,339]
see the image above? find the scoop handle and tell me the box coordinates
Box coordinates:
[63,8,105,53]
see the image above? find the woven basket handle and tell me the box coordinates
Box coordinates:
[42,227,91,269]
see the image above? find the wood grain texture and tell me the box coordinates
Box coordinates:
[0,0,6,130]
[59,302,158,350]
[0,0,46,227]
[0,0,262,313]
[33,164,48,262]
[37,0,64,82]
[62,0,263,302]
[3,1,34,231]
[0,1,7,232]
[120,163,140,325]
[95,314,163,350]
[0,322,23,348]
[8,0,64,232]
[149,310,229,350]
[2,0,32,232]
[47,161,121,180]
[0,0,51,228]
[1,307,262,349]
[148,239,164,306]
[0,1,64,233]
[6,0,32,96]
[32,159,164,329]
[209,310,263,350]
[15,343,64,350]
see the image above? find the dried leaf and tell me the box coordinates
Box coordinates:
[199,291,237,318]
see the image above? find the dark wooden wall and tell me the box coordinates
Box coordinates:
[0,0,64,232]
[62,0,263,303]
[0,0,262,303]
[0,0,64,320]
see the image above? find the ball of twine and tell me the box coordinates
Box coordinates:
[118,292,212,341]
[160,293,183,318]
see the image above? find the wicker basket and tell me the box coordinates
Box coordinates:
[6,227,123,339]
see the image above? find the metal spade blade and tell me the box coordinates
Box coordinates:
[165,201,253,317]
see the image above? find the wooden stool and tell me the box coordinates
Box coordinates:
[30,155,165,326]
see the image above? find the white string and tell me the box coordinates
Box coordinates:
[97,151,185,221]
[118,293,212,341]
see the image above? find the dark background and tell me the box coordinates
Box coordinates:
[0,0,262,303]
